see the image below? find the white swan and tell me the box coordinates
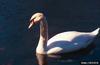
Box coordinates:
[28,13,100,54]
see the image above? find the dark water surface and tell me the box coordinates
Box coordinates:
[0,0,100,65]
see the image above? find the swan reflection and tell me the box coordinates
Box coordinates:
[36,53,48,65]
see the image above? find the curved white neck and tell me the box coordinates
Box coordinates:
[36,17,48,54]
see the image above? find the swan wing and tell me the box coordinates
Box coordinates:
[46,31,96,54]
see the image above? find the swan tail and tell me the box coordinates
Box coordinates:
[91,28,100,35]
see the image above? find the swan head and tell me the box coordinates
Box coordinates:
[28,13,44,29]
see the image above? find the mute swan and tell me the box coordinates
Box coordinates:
[28,13,99,54]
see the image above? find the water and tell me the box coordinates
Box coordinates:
[0,19,100,65]
[0,0,100,65]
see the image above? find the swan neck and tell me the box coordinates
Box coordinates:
[36,17,48,54]
[40,17,48,40]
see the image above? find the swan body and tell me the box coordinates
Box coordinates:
[28,13,100,54]
[46,30,98,54]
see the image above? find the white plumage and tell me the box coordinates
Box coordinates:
[46,29,99,54]
[28,13,99,54]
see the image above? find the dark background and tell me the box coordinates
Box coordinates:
[0,0,100,65]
